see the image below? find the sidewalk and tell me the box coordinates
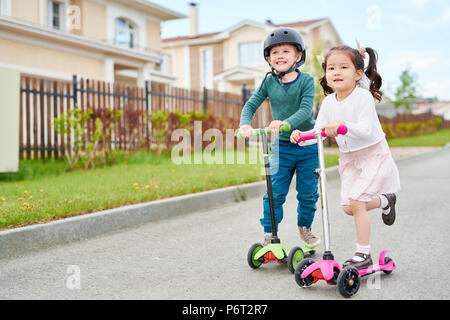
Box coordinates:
[0,145,446,260]
[324,146,441,160]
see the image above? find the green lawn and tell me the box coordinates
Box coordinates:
[0,149,339,230]
[387,129,450,147]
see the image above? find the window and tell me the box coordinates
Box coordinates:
[239,41,264,67]
[114,18,137,49]
[47,1,65,30]
[0,0,11,16]
[201,48,213,89]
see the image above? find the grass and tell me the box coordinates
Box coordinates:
[387,129,450,147]
[0,149,340,230]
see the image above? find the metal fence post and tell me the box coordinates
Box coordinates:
[203,87,208,113]
[242,82,248,106]
[72,74,78,107]
[145,80,150,149]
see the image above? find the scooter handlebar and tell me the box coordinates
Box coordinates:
[295,125,347,143]
[237,123,291,140]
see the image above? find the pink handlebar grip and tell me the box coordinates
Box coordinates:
[337,125,348,135]
[295,125,347,143]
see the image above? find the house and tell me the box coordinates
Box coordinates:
[162,2,343,94]
[0,0,185,86]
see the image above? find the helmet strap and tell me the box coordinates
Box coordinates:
[269,60,300,86]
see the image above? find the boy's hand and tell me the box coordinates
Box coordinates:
[290,130,302,143]
[238,125,253,139]
[268,120,288,134]
[322,120,346,138]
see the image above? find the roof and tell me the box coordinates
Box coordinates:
[162,18,329,43]
[162,31,221,43]
[269,18,328,28]
[110,0,186,21]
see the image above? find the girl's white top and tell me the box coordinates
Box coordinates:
[315,86,385,153]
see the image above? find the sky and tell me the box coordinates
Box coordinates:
[149,0,450,101]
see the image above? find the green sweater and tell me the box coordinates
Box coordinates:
[239,71,315,141]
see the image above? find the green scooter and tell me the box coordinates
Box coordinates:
[238,123,316,273]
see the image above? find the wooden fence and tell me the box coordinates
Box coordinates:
[19,74,271,160]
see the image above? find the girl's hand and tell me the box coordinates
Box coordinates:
[268,120,288,134]
[322,120,346,138]
[290,130,302,143]
[238,125,253,139]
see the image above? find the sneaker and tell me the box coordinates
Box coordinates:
[299,227,320,247]
[381,193,396,226]
[262,234,272,246]
[342,252,373,270]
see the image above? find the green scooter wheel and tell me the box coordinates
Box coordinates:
[247,243,264,269]
[287,246,304,273]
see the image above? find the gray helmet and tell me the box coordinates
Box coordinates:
[263,27,306,68]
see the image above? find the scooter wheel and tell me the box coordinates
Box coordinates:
[247,243,264,269]
[382,257,394,274]
[287,246,304,274]
[294,258,315,287]
[337,266,360,298]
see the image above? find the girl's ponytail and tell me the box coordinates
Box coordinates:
[364,47,383,102]
[319,62,334,96]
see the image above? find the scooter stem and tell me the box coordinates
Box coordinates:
[260,129,280,243]
[316,131,331,254]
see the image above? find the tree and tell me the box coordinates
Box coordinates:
[390,68,419,111]
[302,41,326,118]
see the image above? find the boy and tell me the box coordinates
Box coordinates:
[239,27,320,247]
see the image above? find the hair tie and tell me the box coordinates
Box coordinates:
[355,39,366,59]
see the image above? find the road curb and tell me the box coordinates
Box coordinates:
[0,179,268,260]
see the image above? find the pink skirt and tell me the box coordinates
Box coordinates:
[338,139,401,206]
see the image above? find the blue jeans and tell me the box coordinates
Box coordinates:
[261,139,319,233]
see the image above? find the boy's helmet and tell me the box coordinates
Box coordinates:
[263,27,306,68]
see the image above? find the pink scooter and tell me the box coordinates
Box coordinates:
[293,126,396,298]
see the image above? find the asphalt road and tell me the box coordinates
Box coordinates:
[0,147,449,300]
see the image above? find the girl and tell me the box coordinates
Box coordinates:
[290,44,401,270]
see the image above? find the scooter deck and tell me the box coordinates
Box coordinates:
[358,251,396,276]
[254,243,288,264]
[302,244,318,255]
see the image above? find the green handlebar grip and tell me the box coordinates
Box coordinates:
[279,123,291,132]
[257,123,291,135]
[237,122,291,138]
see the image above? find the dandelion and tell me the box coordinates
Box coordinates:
[1,197,5,201]
[29,196,33,200]
[145,185,150,190]
[133,183,139,187]
[24,190,29,195]
[40,189,44,193]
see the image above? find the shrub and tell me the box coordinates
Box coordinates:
[54,105,122,170]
